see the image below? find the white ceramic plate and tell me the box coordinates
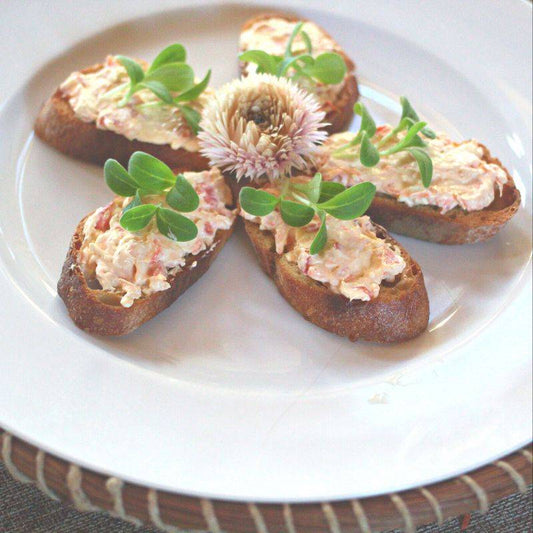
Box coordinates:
[0,0,531,502]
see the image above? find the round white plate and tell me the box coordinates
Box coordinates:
[0,0,531,502]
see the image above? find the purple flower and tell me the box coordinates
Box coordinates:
[198,74,327,182]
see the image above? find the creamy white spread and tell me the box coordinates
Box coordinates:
[319,127,509,214]
[80,169,235,308]
[60,55,211,151]
[239,17,350,106]
[241,182,406,301]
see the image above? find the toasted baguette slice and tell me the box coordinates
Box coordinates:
[244,220,429,343]
[58,217,234,336]
[319,136,521,244]
[35,64,209,170]
[58,202,235,336]
[239,13,359,134]
[365,147,520,244]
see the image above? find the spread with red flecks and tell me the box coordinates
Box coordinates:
[319,128,509,214]
[80,168,235,308]
[239,17,350,109]
[60,55,211,152]
[241,181,406,302]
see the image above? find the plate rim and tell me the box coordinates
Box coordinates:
[2,429,531,530]
[0,0,531,503]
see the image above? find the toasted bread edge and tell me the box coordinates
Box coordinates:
[244,219,430,343]
[34,64,209,170]
[57,215,235,336]
[365,145,521,244]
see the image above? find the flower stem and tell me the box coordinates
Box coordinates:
[104,82,129,98]
[376,130,397,148]
[290,192,313,206]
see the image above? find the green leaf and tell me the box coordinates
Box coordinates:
[400,96,419,121]
[177,104,202,135]
[421,126,437,140]
[408,134,427,148]
[380,121,427,156]
[407,147,433,187]
[144,63,194,92]
[317,182,376,220]
[318,181,346,203]
[338,103,377,149]
[139,80,173,104]
[401,121,428,147]
[120,204,157,231]
[148,44,186,73]
[395,116,416,133]
[300,30,313,54]
[309,211,327,255]
[354,102,377,140]
[174,69,211,102]
[400,96,436,139]
[278,53,314,76]
[238,50,278,75]
[280,199,315,227]
[360,131,381,167]
[122,190,143,214]
[128,151,176,192]
[104,159,138,196]
[290,173,322,204]
[166,174,200,212]
[304,52,346,84]
[116,55,145,85]
[156,208,198,241]
[285,21,305,57]
[239,187,279,216]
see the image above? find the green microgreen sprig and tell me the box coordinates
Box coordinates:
[115,44,211,134]
[104,151,200,242]
[332,97,435,187]
[239,22,347,86]
[240,173,376,255]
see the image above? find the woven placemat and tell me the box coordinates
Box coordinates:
[1,461,531,532]
[1,426,532,533]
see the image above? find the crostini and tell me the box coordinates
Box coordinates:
[58,154,236,335]
[317,100,521,244]
[35,46,212,170]
[239,13,359,134]
[239,176,429,343]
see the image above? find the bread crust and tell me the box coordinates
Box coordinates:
[239,12,359,135]
[324,74,359,135]
[244,219,429,343]
[57,211,235,336]
[34,64,209,170]
[228,147,520,245]
[364,145,521,244]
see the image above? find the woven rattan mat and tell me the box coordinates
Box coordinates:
[1,463,531,533]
